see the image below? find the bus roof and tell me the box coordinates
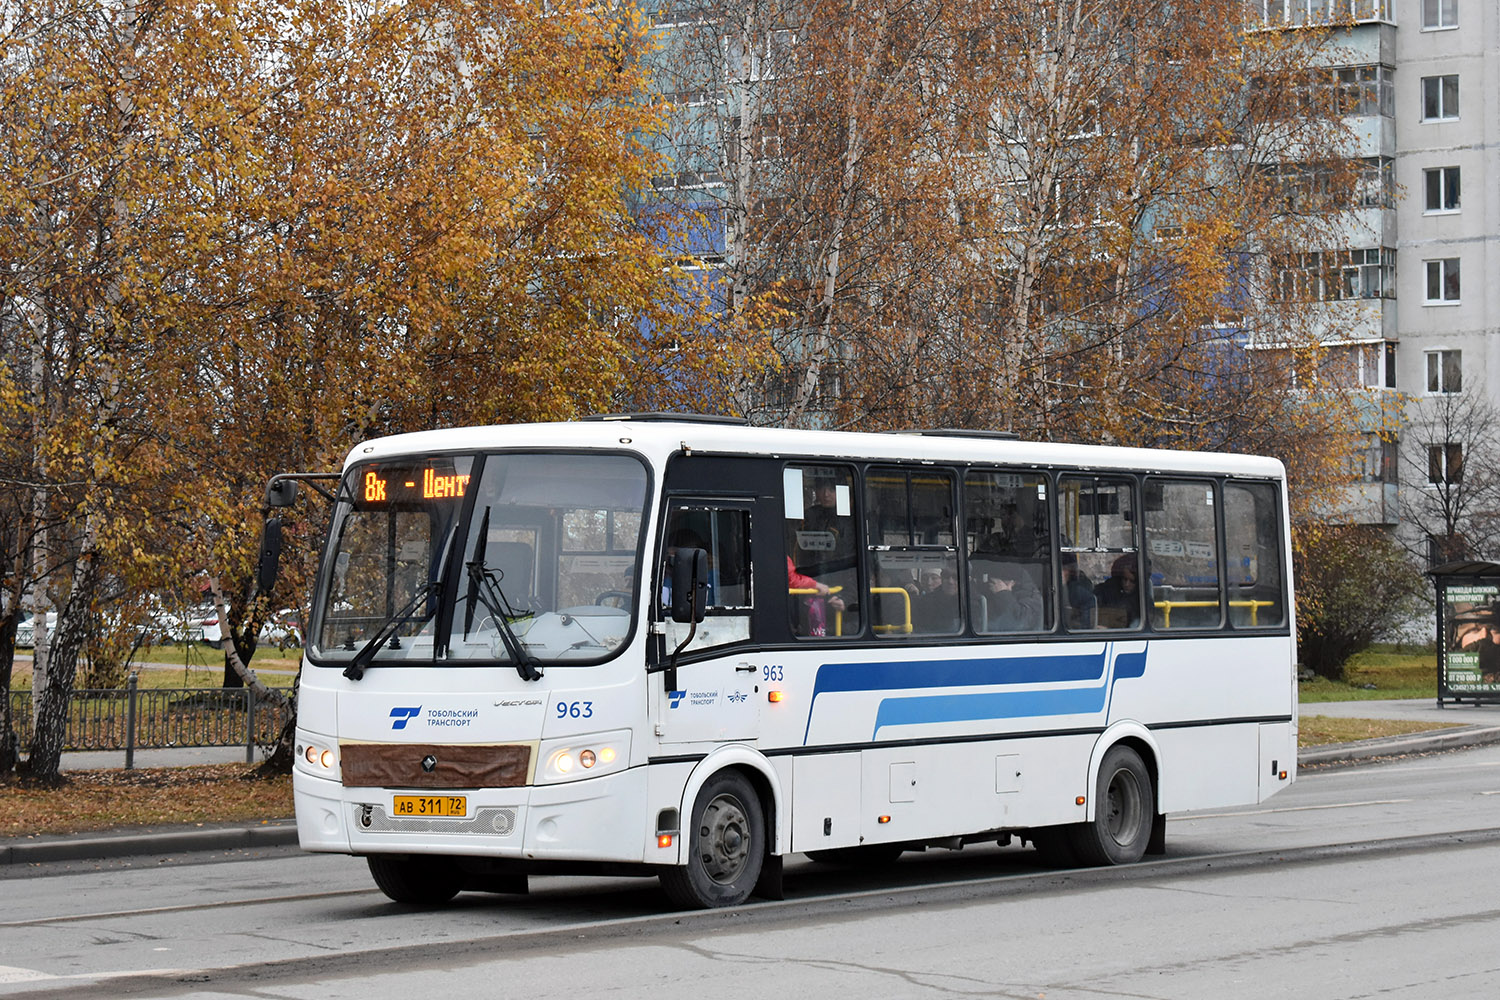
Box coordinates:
[343,418,1286,480]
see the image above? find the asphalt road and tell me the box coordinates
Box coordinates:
[3,741,1500,1000]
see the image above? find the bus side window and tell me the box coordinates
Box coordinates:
[1224,481,1286,629]
[1144,479,1224,630]
[660,505,753,653]
[967,470,1054,634]
[785,464,863,638]
[868,467,960,637]
[1058,476,1141,632]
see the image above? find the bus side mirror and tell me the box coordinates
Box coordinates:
[256,517,283,594]
[265,477,299,508]
[671,548,708,624]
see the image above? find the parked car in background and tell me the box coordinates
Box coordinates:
[14,612,58,648]
[191,604,224,645]
[258,608,302,649]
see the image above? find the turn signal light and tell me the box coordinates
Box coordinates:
[877,815,891,824]
[768,690,785,703]
[1076,796,1087,806]
[658,834,674,848]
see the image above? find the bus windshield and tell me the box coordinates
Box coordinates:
[311,451,649,668]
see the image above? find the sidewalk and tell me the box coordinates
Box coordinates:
[6,700,1500,867]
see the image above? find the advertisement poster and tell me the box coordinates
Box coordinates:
[1443,583,1500,696]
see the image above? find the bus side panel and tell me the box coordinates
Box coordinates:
[524,767,650,862]
[1259,722,1296,801]
[790,752,862,853]
[857,736,1093,844]
[1153,724,1262,812]
[1105,636,1296,729]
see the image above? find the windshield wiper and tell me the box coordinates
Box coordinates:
[343,580,440,682]
[463,505,542,681]
[465,560,544,682]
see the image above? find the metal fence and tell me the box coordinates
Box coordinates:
[5,676,295,768]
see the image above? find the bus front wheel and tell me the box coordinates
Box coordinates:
[1069,745,1155,866]
[367,855,462,904]
[660,770,765,909]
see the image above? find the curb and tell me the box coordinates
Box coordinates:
[0,821,298,866]
[1298,724,1500,767]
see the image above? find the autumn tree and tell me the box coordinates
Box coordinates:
[1295,524,1426,680]
[654,1,1370,521]
[1,0,763,781]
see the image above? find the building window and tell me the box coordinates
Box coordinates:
[1422,0,1458,29]
[1424,167,1461,213]
[1256,1,1392,26]
[1424,259,1461,303]
[1351,433,1398,484]
[1421,75,1459,121]
[1334,65,1394,117]
[1429,443,1463,485]
[1271,248,1395,303]
[1426,349,1462,394]
[1385,341,1397,389]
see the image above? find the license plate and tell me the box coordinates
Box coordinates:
[391,794,467,818]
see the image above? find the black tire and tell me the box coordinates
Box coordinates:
[367,855,462,904]
[805,844,904,866]
[660,770,765,909]
[1068,745,1155,866]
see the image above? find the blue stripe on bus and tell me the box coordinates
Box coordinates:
[872,686,1109,733]
[801,646,1150,742]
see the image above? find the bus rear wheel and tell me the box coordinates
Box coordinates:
[367,855,462,904]
[660,770,765,909]
[1069,745,1155,866]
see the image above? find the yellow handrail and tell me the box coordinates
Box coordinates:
[870,586,913,634]
[1152,598,1275,628]
[789,584,845,636]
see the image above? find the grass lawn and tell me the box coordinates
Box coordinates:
[1298,646,1437,702]
[9,644,300,690]
[1298,715,1459,746]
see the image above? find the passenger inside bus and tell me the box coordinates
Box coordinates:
[1061,552,1097,629]
[914,567,962,633]
[971,562,1044,632]
[1094,554,1141,628]
[788,557,844,637]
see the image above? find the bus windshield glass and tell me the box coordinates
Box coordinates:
[311,452,648,667]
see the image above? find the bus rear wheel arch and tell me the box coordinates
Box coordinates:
[660,769,766,909]
[1068,743,1156,866]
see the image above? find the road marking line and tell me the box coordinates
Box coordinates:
[1185,798,1411,819]
[0,966,54,984]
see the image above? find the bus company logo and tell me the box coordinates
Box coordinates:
[389,706,422,730]
[668,690,687,709]
[726,691,748,704]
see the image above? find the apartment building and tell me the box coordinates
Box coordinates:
[1275,2,1500,552]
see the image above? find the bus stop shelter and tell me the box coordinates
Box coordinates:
[1430,561,1500,707]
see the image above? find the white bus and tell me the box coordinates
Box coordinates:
[285,415,1295,908]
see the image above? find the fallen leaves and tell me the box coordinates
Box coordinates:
[0,764,292,837]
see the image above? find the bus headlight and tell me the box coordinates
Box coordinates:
[294,734,341,781]
[538,730,630,784]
